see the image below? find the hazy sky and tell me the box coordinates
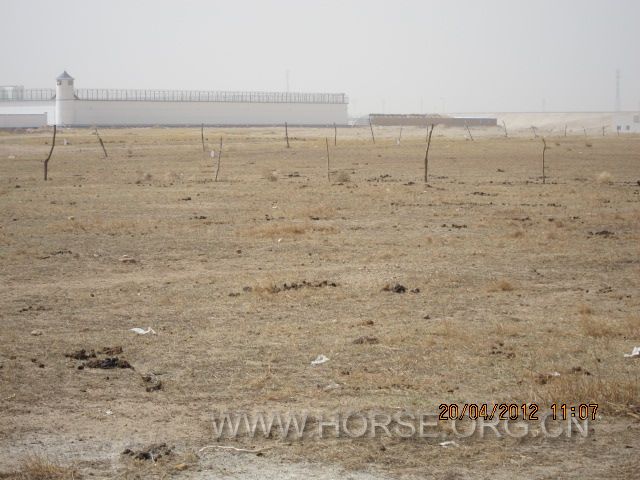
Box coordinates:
[2,0,639,115]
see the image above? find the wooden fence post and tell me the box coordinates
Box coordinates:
[326,138,330,182]
[215,137,223,182]
[465,124,474,141]
[95,127,108,158]
[542,137,548,184]
[44,125,57,181]
[424,124,435,183]
[369,117,375,144]
[285,122,290,148]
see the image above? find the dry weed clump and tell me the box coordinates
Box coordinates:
[578,304,593,315]
[580,314,616,338]
[135,172,153,184]
[264,170,278,182]
[586,315,638,338]
[3,455,80,480]
[488,280,514,292]
[596,171,613,184]
[534,376,639,415]
[335,170,351,183]
[300,204,337,220]
[244,222,338,238]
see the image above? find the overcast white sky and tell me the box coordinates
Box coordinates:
[2,0,639,115]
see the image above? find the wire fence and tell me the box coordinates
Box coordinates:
[0,89,55,101]
[73,89,348,104]
[0,88,348,104]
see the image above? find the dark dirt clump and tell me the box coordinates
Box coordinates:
[382,283,406,293]
[65,349,96,360]
[122,443,173,461]
[85,357,132,369]
[353,336,379,345]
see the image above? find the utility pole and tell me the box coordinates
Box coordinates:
[615,69,621,112]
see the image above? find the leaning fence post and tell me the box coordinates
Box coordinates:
[369,116,375,144]
[285,122,290,148]
[44,125,57,181]
[215,136,223,182]
[424,124,435,183]
[542,137,548,184]
[325,138,330,182]
[95,127,108,158]
[465,124,474,141]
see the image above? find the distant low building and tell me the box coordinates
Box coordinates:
[0,71,349,128]
[612,112,640,133]
[369,113,497,127]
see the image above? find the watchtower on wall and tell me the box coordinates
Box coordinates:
[55,71,75,125]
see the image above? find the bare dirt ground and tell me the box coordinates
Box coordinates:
[0,125,638,479]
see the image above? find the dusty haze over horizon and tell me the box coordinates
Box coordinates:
[2,0,639,116]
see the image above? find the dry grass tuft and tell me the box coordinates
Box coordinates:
[335,170,351,183]
[244,222,338,238]
[579,315,615,337]
[135,172,153,184]
[3,455,80,480]
[251,278,281,295]
[596,171,613,184]
[578,304,593,315]
[534,375,639,415]
[579,315,638,338]
[264,170,278,182]
[488,280,514,292]
[300,204,337,220]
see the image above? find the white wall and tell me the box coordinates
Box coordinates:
[0,113,48,128]
[70,100,348,126]
[0,101,54,126]
[0,99,348,126]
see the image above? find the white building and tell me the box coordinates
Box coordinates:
[612,112,640,133]
[0,71,349,128]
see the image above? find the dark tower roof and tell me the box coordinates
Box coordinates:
[56,71,74,81]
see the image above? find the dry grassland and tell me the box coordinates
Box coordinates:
[0,126,638,478]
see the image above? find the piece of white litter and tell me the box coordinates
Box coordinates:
[130,327,156,335]
[210,150,216,159]
[323,382,341,391]
[105,410,113,415]
[311,354,329,366]
[439,441,458,448]
[623,346,640,358]
[198,445,274,455]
